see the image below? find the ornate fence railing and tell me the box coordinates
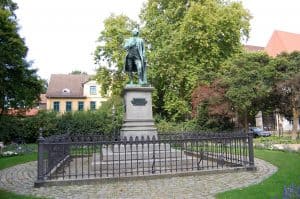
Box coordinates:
[35,132,255,187]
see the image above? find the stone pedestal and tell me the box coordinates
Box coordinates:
[120,86,157,138]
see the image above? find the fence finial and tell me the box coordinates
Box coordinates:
[38,128,45,142]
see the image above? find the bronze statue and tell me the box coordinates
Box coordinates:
[124,28,147,85]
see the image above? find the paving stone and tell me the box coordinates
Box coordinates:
[0,158,277,199]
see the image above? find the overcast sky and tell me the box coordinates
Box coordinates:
[14,0,300,80]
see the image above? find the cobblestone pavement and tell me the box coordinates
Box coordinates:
[0,158,277,199]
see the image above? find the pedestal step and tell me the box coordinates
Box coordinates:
[97,150,188,161]
[120,121,157,138]
[105,143,172,153]
[92,157,195,170]
[122,120,156,127]
[92,143,199,173]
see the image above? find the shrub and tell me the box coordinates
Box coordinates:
[0,97,124,143]
[196,102,234,131]
[156,118,198,133]
[0,115,24,144]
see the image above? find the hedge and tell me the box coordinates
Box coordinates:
[0,98,123,143]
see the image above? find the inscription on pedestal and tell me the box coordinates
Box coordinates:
[131,98,147,106]
[121,86,157,138]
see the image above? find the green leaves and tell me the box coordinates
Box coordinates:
[0,2,43,114]
[94,0,251,122]
[217,51,274,128]
[271,52,300,132]
[0,97,124,143]
[94,14,137,96]
[141,0,250,121]
[222,51,272,113]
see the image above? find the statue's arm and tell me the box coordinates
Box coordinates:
[124,39,130,49]
[124,38,135,49]
[141,40,146,61]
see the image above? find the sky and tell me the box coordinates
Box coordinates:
[14,0,300,80]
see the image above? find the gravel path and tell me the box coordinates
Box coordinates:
[0,158,277,199]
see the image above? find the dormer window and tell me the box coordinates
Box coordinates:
[62,88,70,94]
[90,86,96,95]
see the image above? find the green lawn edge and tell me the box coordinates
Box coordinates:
[216,149,300,199]
[0,153,37,170]
[0,153,44,199]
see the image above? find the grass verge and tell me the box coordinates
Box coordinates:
[0,153,37,170]
[216,149,300,199]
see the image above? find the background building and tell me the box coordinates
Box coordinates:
[46,74,107,113]
[246,30,300,132]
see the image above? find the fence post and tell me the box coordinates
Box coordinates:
[248,132,254,167]
[37,128,45,181]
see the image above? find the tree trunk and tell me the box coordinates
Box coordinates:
[0,101,4,120]
[244,112,249,133]
[292,98,299,140]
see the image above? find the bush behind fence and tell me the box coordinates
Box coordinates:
[0,98,124,143]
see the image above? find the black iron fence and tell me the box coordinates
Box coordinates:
[35,132,255,186]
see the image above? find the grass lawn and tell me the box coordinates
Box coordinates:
[254,135,300,146]
[0,189,41,199]
[217,149,300,199]
[0,153,37,170]
[0,153,43,199]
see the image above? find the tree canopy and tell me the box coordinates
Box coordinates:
[192,80,234,131]
[94,0,251,121]
[220,51,273,129]
[0,0,43,115]
[270,51,300,138]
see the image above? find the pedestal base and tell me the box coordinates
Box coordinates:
[121,86,157,138]
[120,119,157,138]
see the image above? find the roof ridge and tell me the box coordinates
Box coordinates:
[274,29,300,36]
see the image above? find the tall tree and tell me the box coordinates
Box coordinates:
[0,0,17,16]
[221,51,273,130]
[271,51,300,139]
[0,0,43,115]
[140,0,250,121]
[94,0,250,121]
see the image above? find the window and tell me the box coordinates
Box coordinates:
[62,88,70,94]
[66,101,72,112]
[53,101,60,112]
[90,86,97,95]
[90,101,96,110]
[78,101,84,111]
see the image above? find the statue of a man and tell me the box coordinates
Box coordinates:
[124,28,147,85]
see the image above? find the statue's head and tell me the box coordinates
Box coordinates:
[132,28,139,36]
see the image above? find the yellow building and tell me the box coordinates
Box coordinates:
[46,74,107,113]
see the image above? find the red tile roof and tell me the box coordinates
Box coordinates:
[4,108,39,116]
[244,45,264,52]
[46,74,91,98]
[265,30,300,57]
